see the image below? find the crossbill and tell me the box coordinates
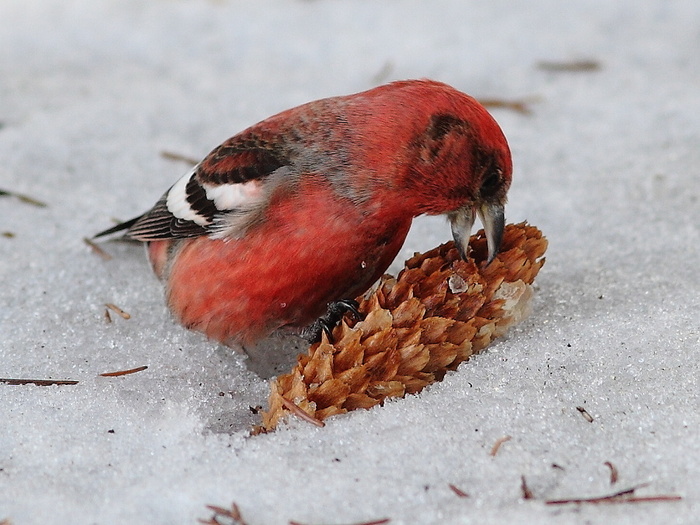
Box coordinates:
[97,79,512,347]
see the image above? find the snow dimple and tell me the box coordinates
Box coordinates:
[2,2,699,524]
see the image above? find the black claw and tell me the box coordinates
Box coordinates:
[330,299,363,322]
[303,299,364,344]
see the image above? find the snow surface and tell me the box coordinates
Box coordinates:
[1,1,699,524]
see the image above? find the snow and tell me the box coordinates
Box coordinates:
[1,1,699,523]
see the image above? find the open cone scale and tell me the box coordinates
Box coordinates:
[260,222,547,431]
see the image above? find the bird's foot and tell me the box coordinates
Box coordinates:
[303,299,364,343]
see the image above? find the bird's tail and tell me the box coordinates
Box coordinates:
[93,216,141,239]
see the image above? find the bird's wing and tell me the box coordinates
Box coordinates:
[95,135,288,241]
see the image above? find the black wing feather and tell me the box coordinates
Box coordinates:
[93,131,289,242]
[93,216,140,239]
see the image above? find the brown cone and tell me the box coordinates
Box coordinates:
[259,222,547,431]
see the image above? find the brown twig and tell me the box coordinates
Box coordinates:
[537,60,601,72]
[576,406,594,423]
[105,303,131,320]
[449,484,469,498]
[160,150,200,165]
[547,495,683,505]
[99,365,148,377]
[199,503,248,525]
[2,231,15,238]
[0,378,78,386]
[545,483,681,505]
[289,518,391,525]
[490,435,512,457]
[0,188,48,207]
[371,61,395,84]
[83,237,112,260]
[478,98,536,115]
[280,397,325,428]
[521,475,534,500]
[604,461,619,485]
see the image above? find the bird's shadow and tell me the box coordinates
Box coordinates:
[202,334,310,435]
[241,332,309,380]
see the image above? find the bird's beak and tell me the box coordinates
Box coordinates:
[449,202,505,264]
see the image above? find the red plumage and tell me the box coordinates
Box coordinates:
[99,80,512,347]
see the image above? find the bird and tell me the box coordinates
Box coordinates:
[95,79,512,349]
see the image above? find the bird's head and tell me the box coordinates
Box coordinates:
[399,84,512,264]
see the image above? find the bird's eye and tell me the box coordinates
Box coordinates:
[480,168,502,196]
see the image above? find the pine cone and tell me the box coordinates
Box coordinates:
[260,222,547,431]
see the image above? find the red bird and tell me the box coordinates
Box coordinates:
[97,80,512,348]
